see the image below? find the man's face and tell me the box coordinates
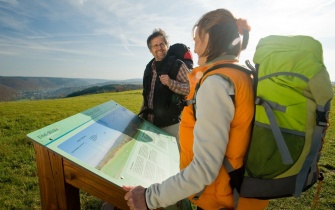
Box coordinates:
[149,36,168,61]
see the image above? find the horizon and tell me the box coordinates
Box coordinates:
[1,0,334,81]
[0,75,142,81]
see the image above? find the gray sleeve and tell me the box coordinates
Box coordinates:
[145,75,235,209]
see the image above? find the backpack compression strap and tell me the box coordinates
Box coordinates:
[254,97,294,165]
[294,100,331,197]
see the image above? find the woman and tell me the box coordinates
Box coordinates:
[123,8,269,210]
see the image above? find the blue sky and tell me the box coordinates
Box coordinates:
[1,0,334,81]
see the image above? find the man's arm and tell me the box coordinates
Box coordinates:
[170,62,190,95]
[160,62,190,96]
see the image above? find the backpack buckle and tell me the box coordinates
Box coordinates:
[255,97,263,105]
[176,99,187,109]
[318,172,324,181]
[316,110,328,127]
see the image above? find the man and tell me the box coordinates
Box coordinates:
[101,28,192,210]
[140,28,190,143]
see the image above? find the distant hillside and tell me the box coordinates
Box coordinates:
[0,76,142,101]
[67,84,142,97]
[0,83,17,100]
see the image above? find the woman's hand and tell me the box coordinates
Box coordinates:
[123,185,148,210]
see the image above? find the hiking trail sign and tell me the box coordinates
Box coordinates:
[27,100,179,209]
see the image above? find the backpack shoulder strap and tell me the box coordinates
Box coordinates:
[201,63,255,80]
[159,55,181,79]
[198,62,257,97]
[188,61,257,118]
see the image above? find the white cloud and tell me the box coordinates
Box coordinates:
[0,0,334,81]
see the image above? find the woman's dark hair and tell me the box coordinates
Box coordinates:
[193,9,249,63]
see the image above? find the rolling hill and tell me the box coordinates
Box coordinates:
[0,76,142,101]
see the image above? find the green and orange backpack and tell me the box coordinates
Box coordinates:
[192,35,333,206]
[239,35,333,202]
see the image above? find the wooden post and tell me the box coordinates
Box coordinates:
[33,142,129,209]
[33,143,80,210]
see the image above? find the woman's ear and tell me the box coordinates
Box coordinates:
[198,33,209,65]
[203,32,209,49]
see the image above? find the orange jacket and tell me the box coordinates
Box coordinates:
[179,60,268,209]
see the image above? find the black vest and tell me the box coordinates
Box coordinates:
[142,56,184,127]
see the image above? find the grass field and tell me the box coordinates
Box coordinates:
[0,89,334,209]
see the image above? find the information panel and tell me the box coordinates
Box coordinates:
[27,100,180,188]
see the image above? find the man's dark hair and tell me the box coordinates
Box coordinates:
[146,28,169,49]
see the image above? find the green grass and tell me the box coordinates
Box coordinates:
[0,90,142,209]
[0,89,334,209]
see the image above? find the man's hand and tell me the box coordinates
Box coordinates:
[159,74,171,87]
[123,185,148,210]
